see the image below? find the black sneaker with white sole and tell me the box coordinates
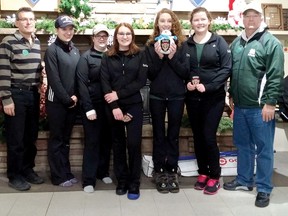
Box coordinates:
[223,179,253,191]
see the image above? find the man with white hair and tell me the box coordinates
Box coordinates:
[223,1,284,208]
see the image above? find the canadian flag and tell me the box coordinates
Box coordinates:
[228,0,246,27]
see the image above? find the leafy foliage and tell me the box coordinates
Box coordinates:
[0,19,14,28]
[58,0,93,19]
[35,18,56,34]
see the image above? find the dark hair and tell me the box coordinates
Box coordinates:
[107,23,140,56]
[16,7,34,20]
[189,7,213,31]
[146,8,185,46]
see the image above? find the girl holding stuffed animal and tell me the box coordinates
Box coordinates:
[145,8,188,194]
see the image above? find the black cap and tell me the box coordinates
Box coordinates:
[55,15,75,28]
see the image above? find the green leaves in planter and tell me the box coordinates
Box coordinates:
[217,116,233,134]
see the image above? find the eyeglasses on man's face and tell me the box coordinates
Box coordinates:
[94,34,108,39]
[17,18,35,23]
[117,32,132,37]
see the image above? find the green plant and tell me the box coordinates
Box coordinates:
[35,18,56,34]
[0,19,14,28]
[217,116,233,134]
[59,0,93,19]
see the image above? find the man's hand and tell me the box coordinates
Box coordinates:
[4,103,15,116]
[262,104,275,122]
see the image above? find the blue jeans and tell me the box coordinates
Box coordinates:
[234,106,275,194]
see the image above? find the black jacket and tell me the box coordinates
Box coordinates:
[181,33,232,100]
[145,44,188,100]
[76,48,104,113]
[44,37,80,107]
[101,51,148,110]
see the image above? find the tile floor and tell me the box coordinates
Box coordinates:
[0,151,287,216]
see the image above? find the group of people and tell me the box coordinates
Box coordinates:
[0,1,284,207]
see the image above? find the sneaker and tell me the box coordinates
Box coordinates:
[8,177,31,191]
[194,175,209,190]
[102,177,113,184]
[204,179,220,195]
[255,192,270,208]
[154,169,169,194]
[59,180,73,187]
[116,183,128,195]
[167,171,180,193]
[69,178,78,184]
[127,186,140,200]
[23,172,44,184]
[223,179,253,191]
[83,185,94,193]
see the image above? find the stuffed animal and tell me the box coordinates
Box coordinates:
[155,30,177,54]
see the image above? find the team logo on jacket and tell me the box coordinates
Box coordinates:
[248,48,256,57]
[189,0,206,7]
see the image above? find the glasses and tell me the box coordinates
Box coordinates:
[94,35,108,39]
[117,32,132,37]
[17,18,35,22]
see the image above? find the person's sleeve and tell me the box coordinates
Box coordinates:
[264,38,284,106]
[145,45,164,81]
[205,36,232,93]
[44,47,74,107]
[0,39,13,106]
[100,54,119,110]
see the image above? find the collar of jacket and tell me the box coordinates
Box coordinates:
[55,37,73,52]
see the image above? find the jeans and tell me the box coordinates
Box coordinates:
[234,106,275,194]
[4,89,40,180]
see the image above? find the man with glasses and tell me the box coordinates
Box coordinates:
[76,24,113,193]
[223,2,284,208]
[0,7,44,191]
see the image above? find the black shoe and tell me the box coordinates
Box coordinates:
[24,172,44,184]
[167,170,180,193]
[127,185,140,200]
[154,169,169,194]
[255,192,270,208]
[116,183,128,195]
[9,177,31,191]
[223,179,253,191]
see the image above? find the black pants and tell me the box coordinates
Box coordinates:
[150,98,184,172]
[81,102,112,188]
[46,101,77,185]
[5,88,40,180]
[110,103,143,188]
[185,96,225,179]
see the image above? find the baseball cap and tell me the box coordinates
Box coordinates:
[242,1,263,14]
[55,15,75,28]
[92,24,109,35]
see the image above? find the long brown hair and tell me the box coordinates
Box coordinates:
[146,8,186,46]
[107,23,140,56]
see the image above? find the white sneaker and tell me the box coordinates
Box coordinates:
[102,177,113,184]
[69,178,78,184]
[84,185,94,193]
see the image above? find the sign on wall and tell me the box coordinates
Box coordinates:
[26,0,40,5]
[189,0,206,7]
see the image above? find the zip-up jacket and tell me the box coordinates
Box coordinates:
[181,33,232,100]
[76,48,104,113]
[44,37,80,107]
[145,44,188,100]
[101,51,148,110]
[229,30,284,107]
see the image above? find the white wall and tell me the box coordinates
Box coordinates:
[172,0,288,11]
